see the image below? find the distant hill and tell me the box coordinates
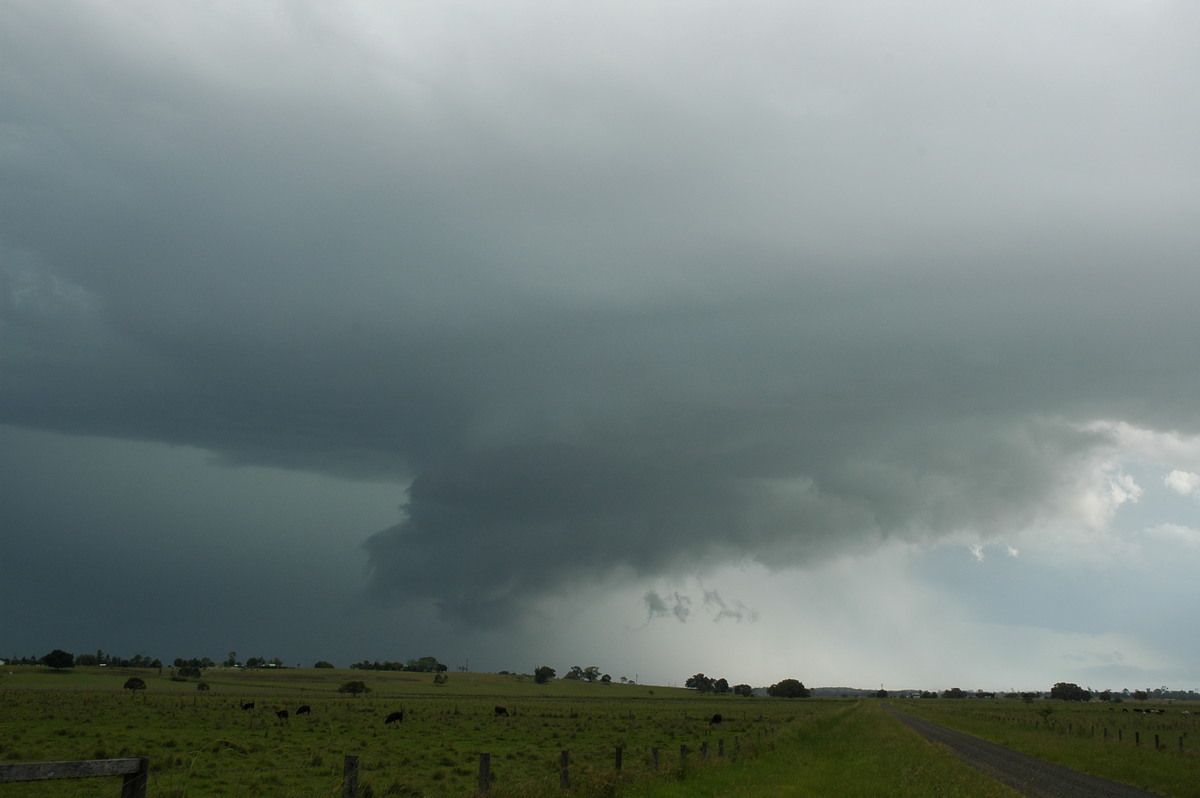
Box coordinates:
[809,686,896,697]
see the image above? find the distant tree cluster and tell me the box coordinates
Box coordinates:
[26,649,165,670]
[350,656,447,673]
[767,679,810,698]
[685,673,732,694]
[534,666,556,684]
[563,665,608,682]
[1050,682,1092,702]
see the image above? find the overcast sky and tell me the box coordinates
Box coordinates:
[3,0,1199,692]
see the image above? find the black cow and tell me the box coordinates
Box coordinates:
[276,709,289,721]
[494,706,509,717]
[709,713,723,726]
[385,710,404,724]
[296,705,311,716]
[241,702,255,711]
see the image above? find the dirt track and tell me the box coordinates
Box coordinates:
[884,705,1166,797]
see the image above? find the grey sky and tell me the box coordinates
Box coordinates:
[3,0,1199,689]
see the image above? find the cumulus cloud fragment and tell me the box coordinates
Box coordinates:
[1165,470,1200,498]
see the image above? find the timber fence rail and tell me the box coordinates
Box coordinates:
[0,756,149,797]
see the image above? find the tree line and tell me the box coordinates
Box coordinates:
[349,656,447,672]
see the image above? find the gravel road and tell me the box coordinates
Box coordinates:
[884,705,1166,798]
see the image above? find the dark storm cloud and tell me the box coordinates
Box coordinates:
[3,2,1199,630]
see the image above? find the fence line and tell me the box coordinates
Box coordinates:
[0,736,736,798]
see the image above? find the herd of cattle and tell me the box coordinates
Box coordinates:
[237,702,517,723]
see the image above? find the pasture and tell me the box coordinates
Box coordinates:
[6,668,1199,797]
[0,666,822,797]
[893,697,1200,798]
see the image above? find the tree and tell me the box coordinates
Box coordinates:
[767,679,810,698]
[43,649,75,670]
[685,673,715,692]
[733,683,754,697]
[583,666,602,682]
[534,666,556,684]
[713,678,730,694]
[123,677,146,697]
[314,661,335,669]
[338,680,371,696]
[942,687,968,699]
[177,666,202,679]
[406,656,445,673]
[1050,682,1091,702]
[564,666,585,680]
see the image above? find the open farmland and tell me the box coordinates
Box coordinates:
[0,666,824,797]
[892,697,1200,798]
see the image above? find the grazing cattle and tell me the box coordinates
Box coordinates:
[296,705,311,716]
[241,702,255,711]
[709,713,723,725]
[494,706,509,717]
[276,709,289,721]
[385,711,404,724]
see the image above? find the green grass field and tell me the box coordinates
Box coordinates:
[0,666,811,797]
[2,667,1196,797]
[892,697,1200,798]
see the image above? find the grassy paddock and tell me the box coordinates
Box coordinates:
[614,701,1023,798]
[893,698,1200,798]
[0,666,824,797]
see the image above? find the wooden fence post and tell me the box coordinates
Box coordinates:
[342,754,359,798]
[614,746,623,773]
[651,747,659,771]
[121,757,148,798]
[559,750,570,789]
[477,752,490,794]
[700,741,708,759]
[718,739,725,758]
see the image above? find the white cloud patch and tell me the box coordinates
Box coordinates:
[1165,470,1200,498]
